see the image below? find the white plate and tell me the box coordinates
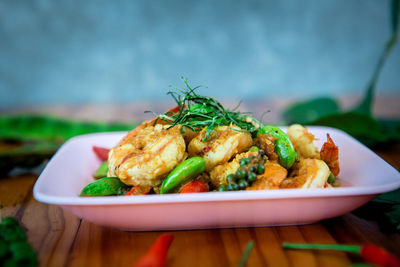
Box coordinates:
[33,126,400,231]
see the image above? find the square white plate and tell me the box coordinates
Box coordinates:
[33,126,400,231]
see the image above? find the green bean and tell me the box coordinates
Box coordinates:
[258,125,297,169]
[160,157,206,194]
[93,161,109,179]
[80,177,130,196]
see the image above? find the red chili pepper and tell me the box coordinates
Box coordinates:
[125,185,151,196]
[179,180,208,194]
[361,244,400,267]
[282,242,400,267]
[92,146,109,161]
[132,234,174,267]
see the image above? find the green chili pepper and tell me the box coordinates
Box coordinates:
[80,177,130,196]
[160,157,206,194]
[93,161,109,179]
[258,125,297,169]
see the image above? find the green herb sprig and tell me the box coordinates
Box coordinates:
[155,77,264,141]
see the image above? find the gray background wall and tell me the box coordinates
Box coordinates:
[0,0,399,108]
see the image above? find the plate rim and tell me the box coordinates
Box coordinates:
[33,126,400,206]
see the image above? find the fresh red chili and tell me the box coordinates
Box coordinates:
[179,180,208,193]
[131,234,174,267]
[360,244,400,267]
[125,185,151,196]
[92,146,109,161]
[282,242,400,267]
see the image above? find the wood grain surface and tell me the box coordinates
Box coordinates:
[1,104,399,267]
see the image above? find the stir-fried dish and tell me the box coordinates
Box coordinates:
[81,79,340,196]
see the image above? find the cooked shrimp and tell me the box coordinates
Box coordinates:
[280,159,330,189]
[320,133,340,176]
[188,125,252,171]
[287,124,320,159]
[108,124,186,187]
[253,134,279,161]
[247,161,287,190]
[209,151,256,187]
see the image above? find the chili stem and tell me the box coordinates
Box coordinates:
[282,242,361,254]
[238,240,255,267]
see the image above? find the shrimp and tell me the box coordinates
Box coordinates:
[280,159,330,189]
[209,151,256,187]
[247,161,287,190]
[108,124,186,187]
[287,124,320,159]
[188,125,252,171]
[253,134,279,161]
[320,133,340,176]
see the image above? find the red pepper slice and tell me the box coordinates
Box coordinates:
[92,146,109,161]
[125,185,151,196]
[131,234,174,267]
[179,180,208,194]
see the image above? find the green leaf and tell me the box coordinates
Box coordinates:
[0,141,60,176]
[391,0,399,34]
[0,115,138,142]
[282,97,340,125]
[352,0,399,115]
[310,112,388,146]
[378,119,400,142]
[385,204,400,230]
[374,189,400,205]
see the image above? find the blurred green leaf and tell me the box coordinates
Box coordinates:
[378,119,400,142]
[374,189,400,204]
[352,0,399,115]
[311,112,388,146]
[0,115,138,143]
[0,141,60,176]
[283,97,340,125]
[391,0,399,34]
[0,115,139,176]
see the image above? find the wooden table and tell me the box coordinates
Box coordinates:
[1,103,400,267]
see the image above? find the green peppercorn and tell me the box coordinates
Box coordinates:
[218,185,228,192]
[250,165,257,172]
[248,172,257,182]
[249,146,260,152]
[327,172,335,184]
[229,182,239,191]
[238,179,248,190]
[235,168,246,179]
[226,174,236,183]
[240,158,250,166]
[249,155,256,160]
[256,164,265,175]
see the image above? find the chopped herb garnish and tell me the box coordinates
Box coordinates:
[154,77,264,141]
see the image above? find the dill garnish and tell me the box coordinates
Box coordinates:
[154,77,264,141]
